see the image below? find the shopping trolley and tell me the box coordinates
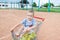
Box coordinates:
[11,16,45,40]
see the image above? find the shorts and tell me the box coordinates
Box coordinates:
[20,32,36,40]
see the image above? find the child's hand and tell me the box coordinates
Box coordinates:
[23,28,29,33]
[15,33,20,37]
[11,30,13,32]
[26,28,30,32]
[23,29,27,32]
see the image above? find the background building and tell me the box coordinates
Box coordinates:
[0,2,31,8]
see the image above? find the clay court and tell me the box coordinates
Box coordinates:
[0,10,60,40]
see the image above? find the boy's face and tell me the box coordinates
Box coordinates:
[27,12,34,21]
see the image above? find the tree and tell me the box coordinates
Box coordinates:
[43,3,54,8]
[32,2,37,7]
[19,0,29,8]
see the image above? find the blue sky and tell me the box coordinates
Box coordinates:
[0,0,60,6]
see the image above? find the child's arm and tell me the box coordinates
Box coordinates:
[13,24,24,37]
[18,28,27,37]
[10,23,24,32]
[27,21,40,32]
[27,25,36,32]
[16,27,25,37]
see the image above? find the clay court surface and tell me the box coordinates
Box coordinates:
[0,10,60,40]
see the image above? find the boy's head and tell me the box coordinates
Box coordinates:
[27,10,34,21]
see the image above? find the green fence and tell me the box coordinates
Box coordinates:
[0,0,60,13]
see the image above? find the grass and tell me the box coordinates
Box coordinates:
[17,7,60,13]
[50,8,60,12]
[33,8,48,12]
[0,7,60,13]
[33,7,60,13]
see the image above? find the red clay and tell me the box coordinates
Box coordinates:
[0,10,60,40]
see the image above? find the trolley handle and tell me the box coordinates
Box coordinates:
[34,16,45,22]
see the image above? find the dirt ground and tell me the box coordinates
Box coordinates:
[0,10,60,40]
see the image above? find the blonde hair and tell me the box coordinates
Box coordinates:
[28,10,34,16]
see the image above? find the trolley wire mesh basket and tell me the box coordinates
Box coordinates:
[11,16,45,40]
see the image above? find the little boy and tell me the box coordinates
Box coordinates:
[11,10,37,40]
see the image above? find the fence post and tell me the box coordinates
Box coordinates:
[21,0,23,9]
[26,0,28,10]
[31,0,33,10]
[48,0,50,12]
[11,2,12,9]
[38,0,40,11]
